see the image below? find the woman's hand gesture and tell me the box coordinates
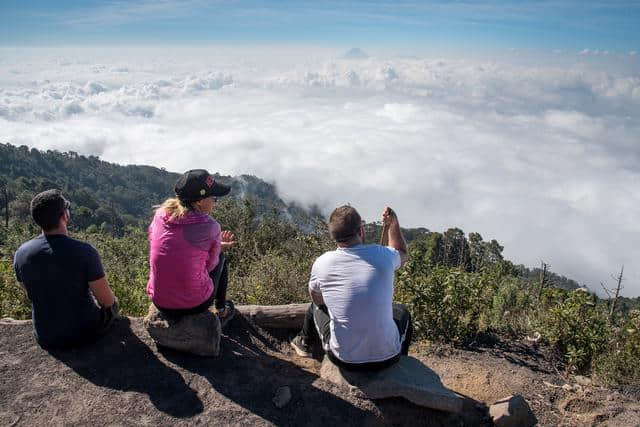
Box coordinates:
[220,230,236,250]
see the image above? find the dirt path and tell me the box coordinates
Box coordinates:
[1,316,638,426]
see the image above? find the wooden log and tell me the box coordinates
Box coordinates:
[1,306,311,329]
[235,303,309,329]
[0,318,31,325]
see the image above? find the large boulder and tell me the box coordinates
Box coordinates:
[143,304,221,356]
[320,355,464,413]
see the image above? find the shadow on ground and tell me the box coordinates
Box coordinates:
[465,331,556,374]
[160,315,488,426]
[159,315,378,425]
[47,318,204,418]
[3,316,486,426]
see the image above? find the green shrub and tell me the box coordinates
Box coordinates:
[537,288,609,374]
[489,278,532,334]
[0,223,39,320]
[231,250,309,305]
[79,227,151,316]
[595,310,640,385]
[229,230,331,305]
[396,266,495,344]
[0,258,31,319]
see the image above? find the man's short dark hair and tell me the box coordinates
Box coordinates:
[328,205,362,243]
[31,189,68,231]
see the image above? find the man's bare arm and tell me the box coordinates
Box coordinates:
[309,289,325,306]
[88,276,116,308]
[382,206,409,266]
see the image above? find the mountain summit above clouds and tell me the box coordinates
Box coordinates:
[342,48,369,59]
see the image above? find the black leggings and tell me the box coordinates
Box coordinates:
[155,253,229,317]
[301,302,413,371]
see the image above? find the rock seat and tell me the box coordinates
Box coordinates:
[143,304,221,356]
[320,355,464,413]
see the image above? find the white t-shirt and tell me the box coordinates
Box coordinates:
[309,244,402,363]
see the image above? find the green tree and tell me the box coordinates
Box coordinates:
[468,232,486,272]
[9,191,33,223]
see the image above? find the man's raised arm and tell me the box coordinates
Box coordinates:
[382,206,408,266]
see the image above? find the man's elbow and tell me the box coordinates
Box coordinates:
[89,277,116,308]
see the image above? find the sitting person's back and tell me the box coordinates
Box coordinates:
[13,190,119,348]
[311,244,401,363]
[291,205,412,371]
[147,207,221,309]
[146,169,236,320]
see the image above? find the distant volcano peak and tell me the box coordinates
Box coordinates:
[343,48,369,59]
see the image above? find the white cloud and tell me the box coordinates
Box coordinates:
[1,46,639,296]
[375,103,419,123]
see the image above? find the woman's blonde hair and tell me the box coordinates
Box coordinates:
[155,197,190,221]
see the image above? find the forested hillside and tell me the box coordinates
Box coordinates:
[0,142,638,386]
[0,143,322,234]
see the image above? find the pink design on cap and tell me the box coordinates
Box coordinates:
[205,175,214,188]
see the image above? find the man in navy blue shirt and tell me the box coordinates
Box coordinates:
[13,189,119,348]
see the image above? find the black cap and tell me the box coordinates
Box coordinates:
[174,169,231,204]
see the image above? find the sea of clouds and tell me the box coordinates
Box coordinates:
[1,46,639,295]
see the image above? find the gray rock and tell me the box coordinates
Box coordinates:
[564,383,583,393]
[272,386,292,408]
[605,393,617,402]
[320,355,463,413]
[143,304,221,356]
[489,395,537,427]
[574,375,592,387]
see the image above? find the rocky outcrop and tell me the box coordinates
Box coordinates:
[1,316,486,426]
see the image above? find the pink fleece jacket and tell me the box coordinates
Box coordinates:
[146,209,222,309]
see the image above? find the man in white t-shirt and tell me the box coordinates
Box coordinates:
[291,205,413,371]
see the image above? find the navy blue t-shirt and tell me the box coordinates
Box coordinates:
[13,234,105,347]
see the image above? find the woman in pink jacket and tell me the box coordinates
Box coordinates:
[147,169,235,320]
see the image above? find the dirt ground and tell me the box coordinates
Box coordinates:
[1,316,639,426]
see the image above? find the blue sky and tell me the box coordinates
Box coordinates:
[1,0,639,51]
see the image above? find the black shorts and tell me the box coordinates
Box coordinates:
[312,302,413,371]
